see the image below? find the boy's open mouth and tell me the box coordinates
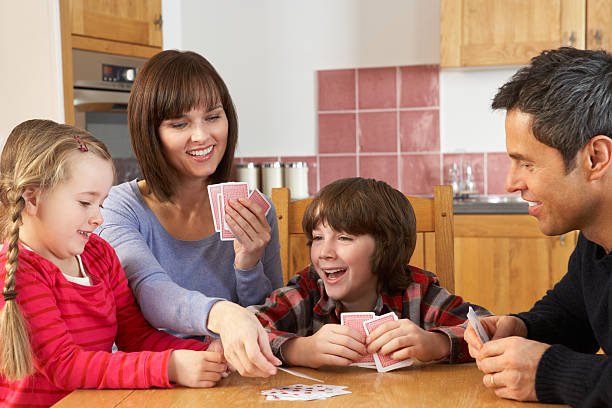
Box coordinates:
[324,268,346,281]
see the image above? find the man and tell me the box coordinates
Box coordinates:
[465,47,612,407]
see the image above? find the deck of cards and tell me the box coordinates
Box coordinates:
[207,182,271,241]
[261,384,351,401]
[341,312,414,372]
[467,306,489,345]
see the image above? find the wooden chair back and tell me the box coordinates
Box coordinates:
[271,185,455,293]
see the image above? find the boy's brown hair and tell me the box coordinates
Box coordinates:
[128,50,238,202]
[302,177,416,291]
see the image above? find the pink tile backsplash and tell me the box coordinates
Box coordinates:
[319,155,357,189]
[358,111,397,153]
[399,65,439,108]
[318,113,356,154]
[487,152,512,195]
[399,110,440,153]
[400,154,441,196]
[359,155,398,189]
[235,64,509,199]
[318,69,356,111]
[358,67,396,110]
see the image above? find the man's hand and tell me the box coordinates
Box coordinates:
[475,336,549,401]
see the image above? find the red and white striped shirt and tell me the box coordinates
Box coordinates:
[0,234,208,407]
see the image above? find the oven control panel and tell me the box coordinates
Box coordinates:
[103,64,137,83]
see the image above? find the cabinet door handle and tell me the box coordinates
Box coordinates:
[568,31,576,47]
[560,234,565,246]
[154,14,163,30]
[595,29,602,46]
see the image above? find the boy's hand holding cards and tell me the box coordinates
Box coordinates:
[340,312,376,368]
[207,182,271,241]
[341,312,414,372]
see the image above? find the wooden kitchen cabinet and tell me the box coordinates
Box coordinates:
[67,0,162,50]
[59,0,162,124]
[60,0,162,61]
[587,0,612,50]
[453,214,578,315]
[441,0,612,67]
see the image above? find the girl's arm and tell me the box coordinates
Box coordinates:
[16,243,222,391]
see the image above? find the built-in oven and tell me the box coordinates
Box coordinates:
[72,49,147,183]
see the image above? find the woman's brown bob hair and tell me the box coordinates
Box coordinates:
[302,177,417,291]
[128,50,238,202]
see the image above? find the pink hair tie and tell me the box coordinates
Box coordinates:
[72,135,88,152]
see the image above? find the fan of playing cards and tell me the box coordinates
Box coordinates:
[261,384,351,401]
[207,182,271,241]
[341,312,415,372]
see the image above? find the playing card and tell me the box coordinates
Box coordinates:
[363,312,414,372]
[219,182,249,241]
[261,384,351,401]
[277,367,323,383]
[248,188,271,215]
[467,306,489,344]
[340,312,376,367]
[207,183,223,232]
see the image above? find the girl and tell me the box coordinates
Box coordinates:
[250,177,491,368]
[0,120,226,407]
[97,50,283,377]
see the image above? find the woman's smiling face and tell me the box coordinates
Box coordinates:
[157,104,228,183]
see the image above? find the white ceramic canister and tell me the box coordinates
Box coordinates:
[236,162,260,191]
[261,161,284,197]
[283,162,309,199]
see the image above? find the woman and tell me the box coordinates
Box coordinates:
[97,50,283,377]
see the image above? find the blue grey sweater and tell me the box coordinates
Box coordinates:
[96,180,284,338]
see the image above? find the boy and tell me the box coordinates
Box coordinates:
[249,177,490,368]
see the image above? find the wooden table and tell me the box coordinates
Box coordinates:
[53,363,566,407]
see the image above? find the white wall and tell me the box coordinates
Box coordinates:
[163,0,442,157]
[0,0,64,152]
[440,66,518,153]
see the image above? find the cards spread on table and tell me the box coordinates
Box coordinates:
[341,311,414,372]
[207,182,271,241]
[467,306,489,344]
[261,384,351,401]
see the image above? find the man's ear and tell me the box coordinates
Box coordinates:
[22,187,41,216]
[585,135,612,181]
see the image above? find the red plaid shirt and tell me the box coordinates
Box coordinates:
[249,265,491,364]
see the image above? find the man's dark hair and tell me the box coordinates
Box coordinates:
[492,47,612,171]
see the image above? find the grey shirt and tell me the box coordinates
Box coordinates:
[96,180,284,338]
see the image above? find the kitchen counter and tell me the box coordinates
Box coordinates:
[453,195,528,214]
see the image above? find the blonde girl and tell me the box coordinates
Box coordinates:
[0,120,226,407]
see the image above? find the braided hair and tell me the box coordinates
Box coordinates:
[0,119,113,381]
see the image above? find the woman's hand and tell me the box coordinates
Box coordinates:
[207,301,281,377]
[283,324,366,368]
[167,349,227,388]
[366,319,450,362]
[225,198,271,270]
